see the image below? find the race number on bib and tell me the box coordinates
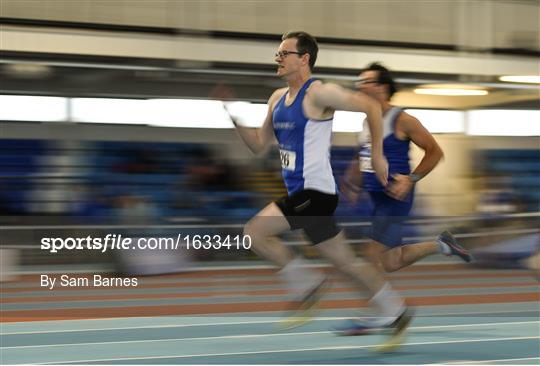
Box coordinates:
[359,156,374,173]
[279,149,296,171]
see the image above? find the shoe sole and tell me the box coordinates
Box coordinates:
[373,310,414,353]
[374,332,407,353]
[279,307,320,330]
[441,231,472,263]
[448,243,473,262]
[334,328,380,336]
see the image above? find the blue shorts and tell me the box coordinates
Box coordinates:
[368,190,414,248]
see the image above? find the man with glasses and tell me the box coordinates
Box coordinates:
[227,32,412,350]
[337,62,472,335]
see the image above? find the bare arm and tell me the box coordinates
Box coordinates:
[343,155,362,187]
[311,83,384,153]
[386,114,444,200]
[340,155,363,203]
[311,83,387,185]
[403,114,444,180]
[228,90,282,156]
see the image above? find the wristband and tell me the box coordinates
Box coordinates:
[409,173,422,183]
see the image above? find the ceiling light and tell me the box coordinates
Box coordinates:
[499,75,540,84]
[4,63,52,78]
[414,88,488,96]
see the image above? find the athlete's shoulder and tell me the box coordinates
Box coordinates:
[396,109,424,133]
[307,79,324,88]
[306,79,328,95]
[269,87,288,109]
[397,109,419,123]
[271,87,288,100]
[305,81,345,105]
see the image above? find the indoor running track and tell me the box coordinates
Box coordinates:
[1,262,539,364]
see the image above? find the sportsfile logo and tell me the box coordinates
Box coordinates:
[40,234,252,253]
[41,234,133,253]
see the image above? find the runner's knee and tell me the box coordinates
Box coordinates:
[381,253,403,273]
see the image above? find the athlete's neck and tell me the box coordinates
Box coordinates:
[286,72,311,96]
[381,101,393,115]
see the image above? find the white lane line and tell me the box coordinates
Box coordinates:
[2,309,539,335]
[443,357,540,364]
[2,321,538,349]
[3,277,537,293]
[30,336,540,364]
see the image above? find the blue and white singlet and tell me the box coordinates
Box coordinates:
[272,78,337,196]
[359,107,411,192]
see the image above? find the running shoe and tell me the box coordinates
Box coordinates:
[334,308,414,352]
[375,307,414,352]
[280,276,329,330]
[333,317,386,336]
[438,230,473,263]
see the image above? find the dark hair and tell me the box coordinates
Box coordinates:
[361,62,398,98]
[282,31,318,72]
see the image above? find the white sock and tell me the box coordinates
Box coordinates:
[437,238,452,255]
[369,283,406,324]
[278,257,325,298]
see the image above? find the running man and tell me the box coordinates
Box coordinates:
[340,62,471,274]
[226,31,412,349]
[336,63,471,335]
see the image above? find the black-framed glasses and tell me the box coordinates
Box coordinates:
[275,50,305,58]
[356,79,379,85]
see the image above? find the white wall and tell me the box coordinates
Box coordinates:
[2,0,538,50]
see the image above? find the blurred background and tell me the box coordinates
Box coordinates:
[1,0,539,277]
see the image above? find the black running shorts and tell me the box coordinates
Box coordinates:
[275,189,341,245]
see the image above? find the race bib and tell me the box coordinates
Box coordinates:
[360,156,374,173]
[359,143,374,173]
[279,149,296,171]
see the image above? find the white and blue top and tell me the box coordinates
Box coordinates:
[358,107,411,192]
[272,78,337,196]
